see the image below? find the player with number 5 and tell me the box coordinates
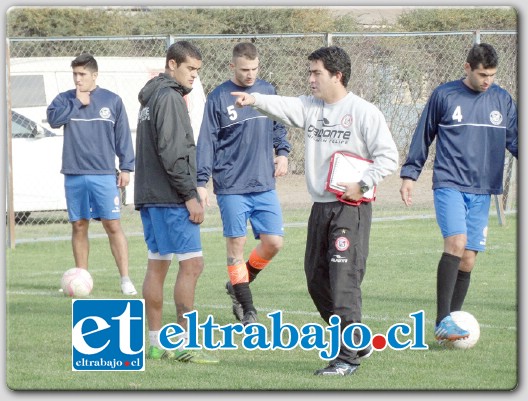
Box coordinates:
[399,43,518,342]
[196,43,291,326]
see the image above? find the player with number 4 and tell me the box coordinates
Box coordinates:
[399,43,518,342]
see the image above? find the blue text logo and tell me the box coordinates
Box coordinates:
[158,310,428,360]
[71,299,145,371]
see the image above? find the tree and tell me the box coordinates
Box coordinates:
[7,8,127,37]
[396,7,517,31]
[7,7,361,37]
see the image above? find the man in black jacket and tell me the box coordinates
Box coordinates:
[135,41,217,364]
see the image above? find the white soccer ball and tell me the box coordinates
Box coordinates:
[442,311,480,350]
[61,268,93,297]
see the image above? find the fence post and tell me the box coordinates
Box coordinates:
[5,42,16,248]
[473,29,481,45]
[166,34,174,48]
[503,156,515,211]
[494,195,506,227]
[325,32,333,46]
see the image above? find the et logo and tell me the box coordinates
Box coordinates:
[71,299,145,371]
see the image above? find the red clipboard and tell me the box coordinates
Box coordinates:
[325,151,376,206]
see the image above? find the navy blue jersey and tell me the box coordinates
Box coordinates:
[47,86,134,175]
[400,79,518,194]
[196,79,290,195]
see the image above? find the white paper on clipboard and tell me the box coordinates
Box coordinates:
[326,152,376,200]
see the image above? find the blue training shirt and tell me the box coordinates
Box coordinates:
[196,79,290,195]
[400,79,518,195]
[47,86,135,175]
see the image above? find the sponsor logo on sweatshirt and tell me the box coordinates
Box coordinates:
[307,117,352,144]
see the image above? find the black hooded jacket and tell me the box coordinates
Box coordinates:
[134,73,199,208]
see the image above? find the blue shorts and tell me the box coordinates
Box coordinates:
[433,188,491,252]
[140,207,202,256]
[216,190,284,239]
[65,174,120,222]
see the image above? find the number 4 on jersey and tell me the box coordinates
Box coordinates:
[452,105,463,122]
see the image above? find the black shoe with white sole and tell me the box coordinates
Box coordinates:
[314,361,359,376]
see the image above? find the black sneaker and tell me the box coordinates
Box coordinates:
[225,281,244,321]
[357,345,373,360]
[241,310,258,326]
[314,361,359,376]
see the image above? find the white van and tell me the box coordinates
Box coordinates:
[7,57,206,220]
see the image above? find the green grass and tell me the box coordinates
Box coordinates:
[5,216,517,391]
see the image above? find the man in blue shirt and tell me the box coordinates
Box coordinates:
[197,42,291,325]
[400,43,518,342]
[47,53,137,296]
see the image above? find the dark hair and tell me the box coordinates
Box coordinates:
[308,46,351,87]
[165,41,202,68]
[466,43,498,70]
[233,42,259,60]
[71,53,98,72]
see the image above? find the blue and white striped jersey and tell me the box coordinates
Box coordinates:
[47,86,134,175]
[196,79,290,195]
[400,79,518,194]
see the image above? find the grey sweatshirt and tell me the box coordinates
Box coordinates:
[252,92,399,203]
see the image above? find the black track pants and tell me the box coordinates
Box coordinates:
[304,201,372,365]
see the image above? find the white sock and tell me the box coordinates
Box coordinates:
[150,331,188,350]
[149,331,160,348]
[175,332,189,351]
[121,276,132,284]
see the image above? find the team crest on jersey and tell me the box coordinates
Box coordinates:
[489,111,503,126]
[100,107,112,119]
[335,237,350,252]
[341,114,353,128]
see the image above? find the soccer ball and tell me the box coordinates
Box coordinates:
[442,311,480,350]
[61,268,93,297]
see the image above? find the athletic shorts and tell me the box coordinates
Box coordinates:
[140,206,202,257]
[64,174,121,222]
[433,188,491,252]
[216,190,284,239]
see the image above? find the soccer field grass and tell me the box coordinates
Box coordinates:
[5,216,517,391]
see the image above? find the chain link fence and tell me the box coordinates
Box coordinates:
[5,31,517,245]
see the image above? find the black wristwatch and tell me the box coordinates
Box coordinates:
[358,180,370,194]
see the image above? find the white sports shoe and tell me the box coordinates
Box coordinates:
[121,280,138,295]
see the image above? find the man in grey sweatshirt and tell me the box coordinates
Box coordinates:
[232,46,398,376]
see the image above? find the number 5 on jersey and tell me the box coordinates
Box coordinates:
[227,105,238,121]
